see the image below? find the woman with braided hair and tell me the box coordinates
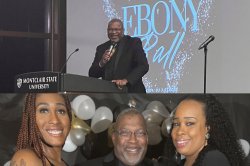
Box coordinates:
[170,94,246,166]
[11,93,72,166]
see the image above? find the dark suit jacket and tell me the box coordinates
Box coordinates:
[76,151,155,166]
[89,35,149,93]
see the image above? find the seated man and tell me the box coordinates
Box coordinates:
[78,109,154,166]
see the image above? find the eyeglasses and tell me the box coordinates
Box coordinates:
[107,28,122,33]
[115,129,147,139]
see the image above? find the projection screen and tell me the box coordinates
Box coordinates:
[67,0,250,93]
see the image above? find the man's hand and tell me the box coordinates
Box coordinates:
[112,79,128,89]
[99,50,112,67]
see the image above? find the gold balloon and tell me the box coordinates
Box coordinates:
[72,117,91,134]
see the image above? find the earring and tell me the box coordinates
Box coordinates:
[205,133,210,140]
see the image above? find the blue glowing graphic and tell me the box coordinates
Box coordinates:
[102,0,214,93]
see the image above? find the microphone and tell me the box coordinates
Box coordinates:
[108,42,117,52]
[108,44,114,52]
[109,42,117,57]
[99,42,118,67]
[60,48,79,73]
[198,35,215,50]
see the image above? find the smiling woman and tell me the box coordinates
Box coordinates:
[170,95,246,166]
[10,93,72,166]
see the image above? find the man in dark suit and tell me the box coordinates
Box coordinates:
[89,18,149,93]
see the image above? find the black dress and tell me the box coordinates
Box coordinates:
[179,145,230,166]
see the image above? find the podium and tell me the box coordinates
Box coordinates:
[14,71,124,93]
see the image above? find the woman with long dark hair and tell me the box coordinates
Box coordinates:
[170,94,246,166]
[11,93,72,166]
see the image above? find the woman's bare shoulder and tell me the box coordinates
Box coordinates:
[10,149,43,166]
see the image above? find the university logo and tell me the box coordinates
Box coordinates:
[17,78,22,88]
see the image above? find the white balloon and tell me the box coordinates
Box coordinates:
[91,106,113,133]
[63,134,77,152]
[4,161,10,166]
[71,95,87,111]
[239,139,250,157]
[71,95,95,120]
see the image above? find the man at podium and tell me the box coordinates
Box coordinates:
[89,18,149,93]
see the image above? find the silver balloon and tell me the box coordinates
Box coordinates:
[142,109,164,125]
[91,119,113,134]
[166,99,176,111]
[146,101,170,118]
[70,128,86,146]
[128,98,137,108]
[161,117,173,137]
[146,123,162,145]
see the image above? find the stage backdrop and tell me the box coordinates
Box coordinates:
[67,0,250,93]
